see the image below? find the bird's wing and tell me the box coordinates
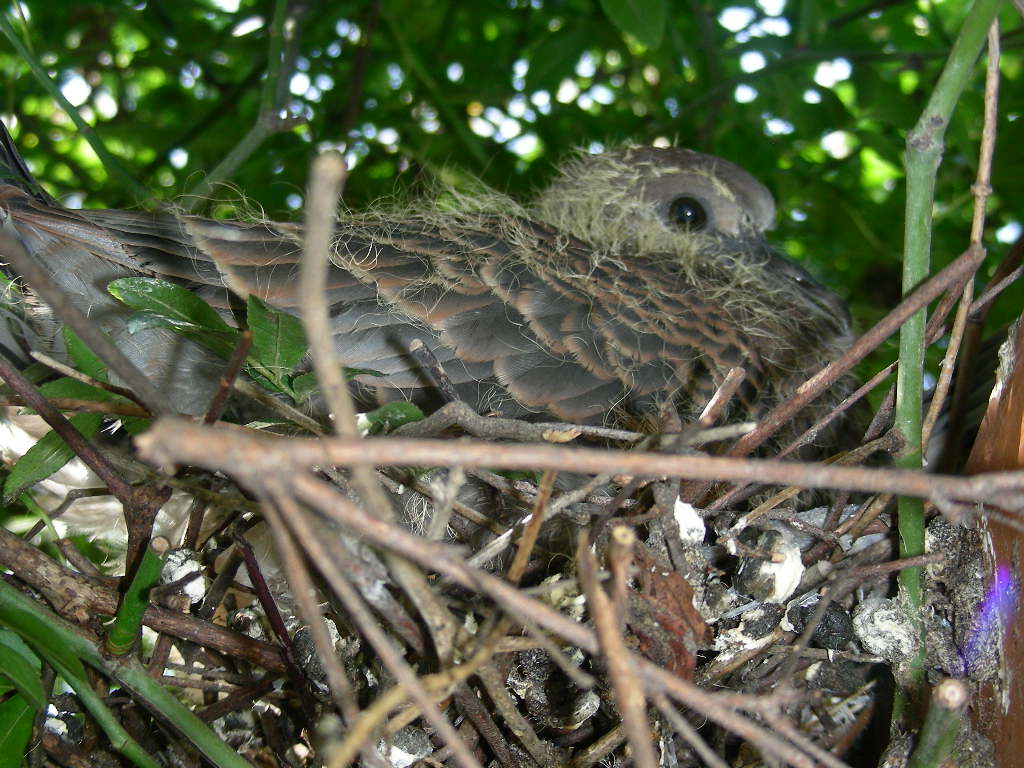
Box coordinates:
[184,211,767,422]
[9,195,764,424]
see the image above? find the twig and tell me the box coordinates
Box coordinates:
[300,150,459,661]
[182,0,305,209]
[653,694,728,768]
[0,526,285,671]
[729,243,986,458]
[0,350,169,574]
[137,418,1024,513]
[267,486,479,768]
[30,351,143,405]
[922,17,1000,453]
[577,529,657,768]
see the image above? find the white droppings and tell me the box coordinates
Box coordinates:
[852,597,917,661]
[673,498,706,544]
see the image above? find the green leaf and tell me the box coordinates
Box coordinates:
[63,327,107,381]
[359,402,424,435]
[109,277,234,333]
[0,636,45,710]
[3,412,103,502]
[110,277,242,360]
[124,311,240,360]
[598,0,667,48]
[38,377,116,403]
[0,694,34,768]
[0,590,86,681]
[246,295,308,372]
[289,372,319,403]
[526,25,592,92]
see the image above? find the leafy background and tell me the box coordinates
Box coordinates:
[0,0,1021,371]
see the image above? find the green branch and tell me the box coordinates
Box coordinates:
[894,0,1002,716]
[0,578,253,768]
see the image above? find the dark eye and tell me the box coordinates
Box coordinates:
[667,196,708,231]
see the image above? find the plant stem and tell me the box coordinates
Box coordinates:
[894,0,1002,716]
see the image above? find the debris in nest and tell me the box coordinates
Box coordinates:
[785,593,855,650]
[852,597,917,662]
[733,523,805,603]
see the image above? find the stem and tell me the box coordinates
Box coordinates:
[105,546,165,656]
[907,679,969,768]
[0,579,253,768]
[894,0,1002,714]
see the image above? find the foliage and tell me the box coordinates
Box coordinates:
[0,0,1019,339]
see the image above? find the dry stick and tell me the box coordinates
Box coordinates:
[30,350,143,404]
[0,351,170,574]
[567,725,626,768]
[396,398,642,443]
[475,664,558,768]
[299,153,352,423]
[969,262,1023,314]
[761,711,851,768]
[363,620,550,766]
[451,687,517,768]
[697,365,746,426]
[408,338,461,403]
[202,329,252,425]
[506,469,556,583]
[653,693,729,768]
[0,526,285,671]
[923,22,1000,454]
[462,469,561,768]
[299,151,458,661]
[577,529,658,768]
[232,378,326,434]
[256,496,364,746]
[937,235,1024,473]
[462,468,614,572]
[0,352,135,501]
[387,471,563,768]
[694,249,979,511]
[269,488,481,768]
[607,525,634,629]
[138,419,1024,513]
[0,395,148,417]
[424,466,464,541]
[138,430,823,768]
[777,362,897,461]
[729,243,987,458]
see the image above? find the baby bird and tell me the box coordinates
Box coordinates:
[0,129,851,432]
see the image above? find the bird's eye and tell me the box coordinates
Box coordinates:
[667,196,708,231]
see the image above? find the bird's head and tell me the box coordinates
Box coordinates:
[533,145,852,356]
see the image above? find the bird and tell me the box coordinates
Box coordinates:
[0,124,852,436]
